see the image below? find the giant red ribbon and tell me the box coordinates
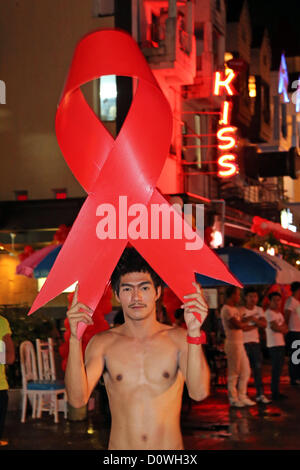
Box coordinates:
[28,30,241,337]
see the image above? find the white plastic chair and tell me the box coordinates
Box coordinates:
[20,341,40,423]
[19,340,67,423]
[35,338,67,422]
[36,338,57,381]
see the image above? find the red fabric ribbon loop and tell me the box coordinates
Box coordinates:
[28,30,241,339]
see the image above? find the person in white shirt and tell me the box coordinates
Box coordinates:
[240,287,271,404]
[284,282,300,386]
[265,292,288,400]
[220,287,256,408]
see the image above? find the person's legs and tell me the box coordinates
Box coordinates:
[237,344,251,400]
[225,341,240,403]
[277,346,286,394]
[269,346,284,398]
[0,390,8,440]
[245,342,264,397]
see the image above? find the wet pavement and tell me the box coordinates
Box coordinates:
[2,366,300,451]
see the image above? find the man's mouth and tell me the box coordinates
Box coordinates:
[130,305,145,309]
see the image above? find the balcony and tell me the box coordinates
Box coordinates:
[219,177,286,220]
[140,15,196,86]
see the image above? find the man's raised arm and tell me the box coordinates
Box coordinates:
[64,284,105,408]
[178,282,210,401]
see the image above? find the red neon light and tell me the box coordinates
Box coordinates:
[17,194,28,201]
[217,155,238,178]
[219,101,232,125]
[217,126,237,150]
[55,192,67,199]
[214,70,236,96]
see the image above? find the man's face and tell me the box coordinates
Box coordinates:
[115,271,161,321]
[232,288,241,305]
[270,295,281,311]
[245,292,258,308]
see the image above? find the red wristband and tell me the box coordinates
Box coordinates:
[187,331,206,345]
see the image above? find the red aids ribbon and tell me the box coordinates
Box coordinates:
[28,30,241,338]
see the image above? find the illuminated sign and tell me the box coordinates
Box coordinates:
[214,71,238,178]
[280,208,297,232]
[278,53,290,104]
[214,69,236,96]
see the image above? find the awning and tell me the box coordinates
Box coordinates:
[196,247,300,286]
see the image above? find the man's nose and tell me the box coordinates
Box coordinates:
[132,287,142,301]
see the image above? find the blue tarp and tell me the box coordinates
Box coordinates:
[196,247,276,287]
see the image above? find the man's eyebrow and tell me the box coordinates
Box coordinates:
[120,281,152,287]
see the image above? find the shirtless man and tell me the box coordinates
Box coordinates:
[65,248,210,450]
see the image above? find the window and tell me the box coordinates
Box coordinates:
[263,83,270,124]
[195,24,204,69]
[248,75,256,98]
[15,190,28,201]
[92,0,115,16]
[212,29,220,67]
[194,115,202,168]
[194,25,204,41]
[99,75,117,121]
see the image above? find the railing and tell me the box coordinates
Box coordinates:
[219,178,285,213]
[141,15,191,56]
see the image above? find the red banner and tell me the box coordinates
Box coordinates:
[252,216,300,246]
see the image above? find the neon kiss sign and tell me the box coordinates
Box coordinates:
[214,70,238,178]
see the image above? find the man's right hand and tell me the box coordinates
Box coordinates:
[66,284,94,339]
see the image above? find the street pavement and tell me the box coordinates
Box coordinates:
[2,366,300,451]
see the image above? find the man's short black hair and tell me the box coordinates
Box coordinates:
[244,287,258,296]
[226,286,239,299]
[110,247,163,295]
[291,282,300,294]
[268,291,282,301]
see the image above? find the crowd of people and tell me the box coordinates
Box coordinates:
[111,280,300,408]
[0,268,300,447]
[220,282,300,407]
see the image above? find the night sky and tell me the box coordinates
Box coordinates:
[247,0,300,58]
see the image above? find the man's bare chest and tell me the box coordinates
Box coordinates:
[103,335,180,388]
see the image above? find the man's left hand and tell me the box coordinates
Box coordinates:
[181,282,208,336]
